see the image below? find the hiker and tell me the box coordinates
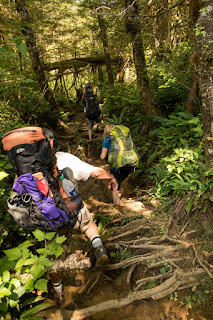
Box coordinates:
[100,124,139,205]
[45,128,118,304]
[81,83,102,140]
[2,127,118,305]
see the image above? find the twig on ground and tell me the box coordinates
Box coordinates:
[87,272,101,294]
[126,263,137,284]
[193,244,213,279]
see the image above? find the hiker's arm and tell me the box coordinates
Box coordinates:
[99,105,103,114]
[81,91,85,102]
[90,167,118,190]
[100,147,108,160]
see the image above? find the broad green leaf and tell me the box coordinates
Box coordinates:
[3,248,22,260]
[55,235,67,244]
[0,256,17,276]
[36,248,46,254]
[15,258,26,271]
[10,278,21,289]
[24,78,34,83]
[32,230,46,242]
[18,240,34,250]
[2,270,10,282]
[24,256,39,266]
[45,232,56,240]
[14,285,26,298]
[35,279,48,292]
[30,264,45,279]
[10,299,19,308]
[0,171,8,180]
[17,42,27,57]
[0,299,8,311]
[55,246,64,258]
[22,248,31,260]
[38,256,52,266]
[24,278,35,292]
[0,287,11,298]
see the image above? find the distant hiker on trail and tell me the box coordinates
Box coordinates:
[81,83,102,140]
[100,124,139,205]
[2,127,118,306]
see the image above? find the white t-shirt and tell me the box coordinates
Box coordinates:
[55,152,93,181]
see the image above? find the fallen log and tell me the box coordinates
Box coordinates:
[48,250,91,272]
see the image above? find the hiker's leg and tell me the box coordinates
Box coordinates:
[95,117,101,132]
[112,189,120,205]
[110,167,132,205]
[49,272,65,305]
[88,129,92,140]
[110,168,121,205]
[74,203,108,266]
[87,119,94,140]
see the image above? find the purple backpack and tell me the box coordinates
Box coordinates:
[7,173,69,230]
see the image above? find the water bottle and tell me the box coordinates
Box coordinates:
[60,176,78,198]
[60,175,82,215]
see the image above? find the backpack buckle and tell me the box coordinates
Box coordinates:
[21,193,32,204]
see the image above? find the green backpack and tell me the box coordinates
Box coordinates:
[108,125,139,169]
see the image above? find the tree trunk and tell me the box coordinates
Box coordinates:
[97,66,104,87]
[186,0,201,115]
[155,0,169,57]
[97,12,114,86]
[15,0,59,127]
[125,0,158,115]
[194,0,213,167]
[186,71,200,115]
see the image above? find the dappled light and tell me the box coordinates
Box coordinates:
[0,0,213,319]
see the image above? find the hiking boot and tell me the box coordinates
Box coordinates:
[52,284,65,306]
[94,245,109,267]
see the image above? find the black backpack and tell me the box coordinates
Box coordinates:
[2,127,83,231]
[84,84,100,120]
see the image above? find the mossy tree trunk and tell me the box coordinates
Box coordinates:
[97,11,114,86]
[186,0,201,115]
[15,0,59,128]
[124,0,158,115]
[195,0,213,167]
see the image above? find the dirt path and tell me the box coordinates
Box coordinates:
[43,115,213,320]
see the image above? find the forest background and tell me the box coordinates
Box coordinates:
[0,0,213,319]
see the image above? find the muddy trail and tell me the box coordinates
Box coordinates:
[42,114,213,320]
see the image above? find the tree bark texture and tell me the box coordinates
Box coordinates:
[155,0,169,56]
[195,0,213,167]
[186,71,200,115]
[125,0,158,115]
[97,12,114,86]
[15,0,59,123]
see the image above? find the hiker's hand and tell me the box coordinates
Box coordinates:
[108,176,118,191]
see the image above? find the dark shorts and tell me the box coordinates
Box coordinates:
[87,117,101,130]
[110,165,135,190]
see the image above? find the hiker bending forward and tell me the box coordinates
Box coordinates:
[44,130,118,304]
[100,124,139,205]
[47,134,117,262]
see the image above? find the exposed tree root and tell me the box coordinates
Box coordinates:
[45,268,205,320]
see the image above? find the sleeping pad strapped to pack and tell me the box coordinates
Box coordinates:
[2,127,83,231]
[108,125,139,170]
